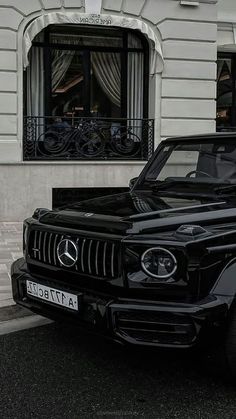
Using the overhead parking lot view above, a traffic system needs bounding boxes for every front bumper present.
[11,258,231,348]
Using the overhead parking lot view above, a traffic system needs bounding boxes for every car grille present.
[115,311,196,346]
[28,229,120,279]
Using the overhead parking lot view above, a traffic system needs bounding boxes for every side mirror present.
[129,177,138,189]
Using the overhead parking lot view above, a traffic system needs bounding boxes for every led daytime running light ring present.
[141,247,177,279]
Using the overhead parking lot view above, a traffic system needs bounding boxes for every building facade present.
[0,0,234,220]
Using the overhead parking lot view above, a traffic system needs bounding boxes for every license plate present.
[26,280,79,311]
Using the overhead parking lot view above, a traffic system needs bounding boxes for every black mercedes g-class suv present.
[11,133,236,376]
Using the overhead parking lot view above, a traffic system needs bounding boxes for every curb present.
[0,304,32,322]
[0,305,52,335]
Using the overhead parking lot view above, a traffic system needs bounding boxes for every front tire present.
[223,307,236,378]
[206,306,236,381]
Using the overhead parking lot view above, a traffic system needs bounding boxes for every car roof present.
[165,132,236,142]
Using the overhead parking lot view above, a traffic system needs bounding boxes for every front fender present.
[212,257,236,299]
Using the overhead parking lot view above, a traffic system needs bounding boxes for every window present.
[23,25,154,161]
[25,26,149,120]
[144,142,236,184]
[217,53,236,130]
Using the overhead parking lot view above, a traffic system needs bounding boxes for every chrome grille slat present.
[38,231,42,261]
[95,241,99,276]
[75,238,80,271]
[88,239,92,274]
[53,234,58,265]
[103,242,107,277]
[111,243,115,278]
[29,229,120,279]
[43,232,47,262]
[81,239,85,272]
[48,233,52,264]
[33,230,38,259]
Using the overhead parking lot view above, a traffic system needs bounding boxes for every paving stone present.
[0,223,23,308]
[0,298,15,308]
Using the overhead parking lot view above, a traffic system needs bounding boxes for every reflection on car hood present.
[39,191,236,235]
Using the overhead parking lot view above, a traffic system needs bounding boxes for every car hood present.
[39,191,236,235]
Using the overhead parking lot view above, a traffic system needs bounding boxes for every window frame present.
[27,25,149,119]
[217,52,236,128]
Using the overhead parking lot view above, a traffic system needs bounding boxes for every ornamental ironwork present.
[23,117,154,161]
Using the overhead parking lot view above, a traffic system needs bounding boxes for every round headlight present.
[141,247,177,279]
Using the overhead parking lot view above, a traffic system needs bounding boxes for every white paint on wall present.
[0,0,42,15]
[0,93,17,114]
[0,163,145,221]
[0,141,20,163]
[218,0,236,22]
[162,60,216,80]
[0,8,23,30]
[103,0,122,12]
[0,0,220,221]
[85,0,102,14]
[0,116,17,135]
[141,0,217,24]
[64,0,83,8]
[158,20,217,42]
[41,0,62,9]
[162,79,216,99]
[163,40,217,61]
[161,119,215,137]
[122,0,145,16]
[0,51,17,71]
[0,30,17,50]
[217,24,234,46]
[162,99,216,119]
[0,73,17,92]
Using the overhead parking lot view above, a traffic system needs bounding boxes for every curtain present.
[27,45,45,142]
[27,35,77,117]
[127,51,144,140]
[127,52,143,120]
[27,46,44,117]
[91,52,121,107]
[217,58,231,81]
[51,49,75,92]
[51,34,78,91]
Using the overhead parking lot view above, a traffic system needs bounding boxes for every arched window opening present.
[24,25,154,161]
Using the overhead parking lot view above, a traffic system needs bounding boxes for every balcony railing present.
[23,117,154,161]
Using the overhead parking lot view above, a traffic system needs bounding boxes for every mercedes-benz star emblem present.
[57,239,78,267]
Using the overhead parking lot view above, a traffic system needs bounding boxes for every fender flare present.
[212,258,236,304]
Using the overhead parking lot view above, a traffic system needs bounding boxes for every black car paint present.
[11,133,236,348]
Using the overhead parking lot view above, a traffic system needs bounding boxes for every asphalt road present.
[1,323,236,419]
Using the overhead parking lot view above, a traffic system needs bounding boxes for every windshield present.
[140,140,236,189]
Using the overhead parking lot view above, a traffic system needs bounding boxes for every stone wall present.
[0,0,220,220]
[0,0,218,163]
[0,162,144,220]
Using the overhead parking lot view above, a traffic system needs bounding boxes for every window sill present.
[0,160,148,166]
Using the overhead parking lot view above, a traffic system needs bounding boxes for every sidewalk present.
[0,222,23,308]
[0,222,52,332]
